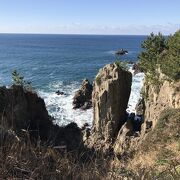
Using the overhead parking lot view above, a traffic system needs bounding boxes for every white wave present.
[105,50,116,55]
[127,70,144,114]
[38,82,93,127]
[38,68,144,127]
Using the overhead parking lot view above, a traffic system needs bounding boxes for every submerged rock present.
[73,79,93,110]
[56,90,66,95]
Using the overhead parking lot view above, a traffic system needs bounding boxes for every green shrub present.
[12,70,32,90]
[138,32,167,73]
[160,30,180,81]
[138,30,180,82]
[115,60,128,71]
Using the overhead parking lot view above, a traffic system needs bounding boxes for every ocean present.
[0,34,146,126]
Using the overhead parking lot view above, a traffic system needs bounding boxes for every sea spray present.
[39,67,144,127]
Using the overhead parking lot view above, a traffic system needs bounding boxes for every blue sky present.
[0,0,179,35]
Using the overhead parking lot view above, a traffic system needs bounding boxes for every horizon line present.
[0,32,156,36]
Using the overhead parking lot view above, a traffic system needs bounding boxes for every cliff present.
[142,73,180,131]
[113,72,180,177]
[85,63,180,178]
[86,63,132,152]
[126,72,180,172]
[0,85,51,140]
[0,85,83,151]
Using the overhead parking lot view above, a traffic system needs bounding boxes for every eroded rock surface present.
[87,63,132,152]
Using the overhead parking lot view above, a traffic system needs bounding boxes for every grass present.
[0,128,111,179]
[127,108,180,179]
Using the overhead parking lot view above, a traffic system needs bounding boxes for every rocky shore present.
[0,61,179,179]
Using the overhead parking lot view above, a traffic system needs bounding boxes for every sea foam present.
[39,69,144,127]
[38,82,93,127]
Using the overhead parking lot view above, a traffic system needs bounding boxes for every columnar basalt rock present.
[91,63,132,149]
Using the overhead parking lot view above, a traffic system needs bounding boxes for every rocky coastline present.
[1,28,180,180]
[0,60,179,179]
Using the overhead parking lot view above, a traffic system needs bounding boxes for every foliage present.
[138,32,167,74]
[12,70,32,90]
[115,60,128,71]
[160,30,180,81]
[138,30,180,82]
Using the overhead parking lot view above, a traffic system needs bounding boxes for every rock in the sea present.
[56,90,66,95]
[91,63,132,148]
[73,79,93,110]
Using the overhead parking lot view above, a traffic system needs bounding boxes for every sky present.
[0,0,179,35]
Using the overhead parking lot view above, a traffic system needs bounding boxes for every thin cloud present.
[0,23,179,35]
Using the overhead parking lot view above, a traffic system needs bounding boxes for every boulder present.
[73,79,93,110]
[90,63,132,150]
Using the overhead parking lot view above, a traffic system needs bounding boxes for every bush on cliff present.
[139,30,180,82]
[115,60,128,71]
[160,30,180,81]
[12,70,32,90]
[138,32,167,74]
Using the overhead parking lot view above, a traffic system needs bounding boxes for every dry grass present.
[125,108,180,179]
[0,108,179,179]
[0,130,112,180]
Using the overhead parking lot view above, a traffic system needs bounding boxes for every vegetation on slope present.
[138,30,180,82]
[129,108,180,179]
[160,30,180,80]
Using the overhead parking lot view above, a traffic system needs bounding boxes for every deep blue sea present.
[0,34,146,126]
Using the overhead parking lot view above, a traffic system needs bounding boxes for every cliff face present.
[88,63,132,151]
[0,85,52,140]
[141,73,180,134]
[0,85,83,151]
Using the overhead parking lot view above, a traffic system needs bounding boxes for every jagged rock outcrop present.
[88,63,132,151]
[0,85,52,140]
[73,79,93,110]
[0,85,83,151]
